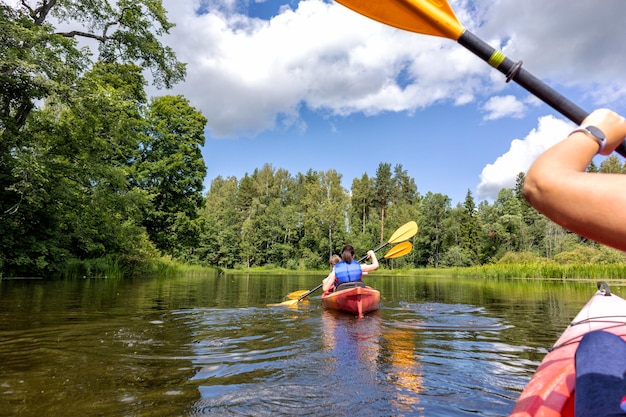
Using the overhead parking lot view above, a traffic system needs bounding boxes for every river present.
[0,273,617,416]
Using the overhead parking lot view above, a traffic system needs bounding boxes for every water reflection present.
[381,325,424,413]
[0,274,613,416]
[320,309,382,375]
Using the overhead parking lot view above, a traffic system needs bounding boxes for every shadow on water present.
[0,273,616,416]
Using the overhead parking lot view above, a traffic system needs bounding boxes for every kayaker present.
[321,254,341,292]
[523,108,626,252]
[524,108,626,417]
[322,245,379,293]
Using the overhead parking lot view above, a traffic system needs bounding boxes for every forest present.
[2,1,626,278]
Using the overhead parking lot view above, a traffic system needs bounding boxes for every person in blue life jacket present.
[524,108,626,417]
[322,254,348,291]
[322,244,379,293]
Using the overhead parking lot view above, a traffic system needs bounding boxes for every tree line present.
[2,1,625,278]
[194,159,626,271]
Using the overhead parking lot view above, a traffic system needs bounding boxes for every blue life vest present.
[334,261,362,285]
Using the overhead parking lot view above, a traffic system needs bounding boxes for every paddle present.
[272,221,418,306]
[373,240,412,260]
[333,0,626,158]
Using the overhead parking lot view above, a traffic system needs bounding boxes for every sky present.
[84,0,626,203]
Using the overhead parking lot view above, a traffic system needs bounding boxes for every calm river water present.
[0,273,620,416]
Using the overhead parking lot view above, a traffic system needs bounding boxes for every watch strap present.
[569,125,606,154]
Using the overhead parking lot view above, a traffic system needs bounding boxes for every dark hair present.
[341,245,355,263]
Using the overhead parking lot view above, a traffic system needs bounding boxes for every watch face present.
[587,125,606,140]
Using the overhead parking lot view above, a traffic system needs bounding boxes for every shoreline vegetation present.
[7,256,624,281]
[1,257,220,280]
[230,263,626,280]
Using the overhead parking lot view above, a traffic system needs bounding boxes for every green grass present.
[226,261,626,280]
[396,262,626,280]
[59,256,626,281]
[61,256,219,278]
[63,256,124,279]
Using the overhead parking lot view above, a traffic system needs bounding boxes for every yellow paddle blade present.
[387,221,418,244]
[267,298,306,307]
[384,241,412,258]
[335,0,464,40]
[286,290,310,299]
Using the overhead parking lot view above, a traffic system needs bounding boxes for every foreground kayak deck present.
[321,286,380,318]
[511,281,626,417]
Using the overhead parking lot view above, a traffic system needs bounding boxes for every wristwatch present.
[568,125,606,153]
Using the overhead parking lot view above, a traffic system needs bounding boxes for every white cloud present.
[475,0,626,98]
[476,115,574,199]
[157,0,626,139]
[481,95,525,121]
[159,0,492,137]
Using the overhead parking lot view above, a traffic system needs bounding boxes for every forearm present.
[362,251,379,272]
[525,170,626,249]
[322,274,334,292]
[524,109,626,250]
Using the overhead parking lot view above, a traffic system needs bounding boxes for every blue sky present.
[155,0,626,204]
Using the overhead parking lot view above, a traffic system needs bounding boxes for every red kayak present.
[511,281,626,417]
[321,283,380,318]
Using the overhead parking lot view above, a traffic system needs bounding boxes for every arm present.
[322,270,335,292]
[361,250,379,273]
[523,108,626,251]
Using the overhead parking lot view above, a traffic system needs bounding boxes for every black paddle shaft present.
[457,30,626,158]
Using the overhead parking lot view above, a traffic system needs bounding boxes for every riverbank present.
[8,257,626,281]
[228,262,626,280]
[5,256,221,280]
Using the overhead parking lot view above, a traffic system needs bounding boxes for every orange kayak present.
[321,285,380,318]
[511,281,626,417]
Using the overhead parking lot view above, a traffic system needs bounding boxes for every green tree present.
[133,95,207,255]
[299,169,349,266]
[242,165,297,267]
[0,4,86,142]
[373,162,393,242]
[493,188,524,253]
[0,5,87,260]
[268,168,302,268]
[35,0,184,87]
[1,1,186,276]
[1,0,184,138]
[515,172,548,255]
[440,245,473,267]
[599,155,626,174]
[477,200,500,263]
[459,189,480,264]
[1,62,155,275]
[198,176,241,268]
[350,174,375,235]
[392,164,418,204]
[416,192,451,267]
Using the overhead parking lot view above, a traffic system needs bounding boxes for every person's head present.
[329,254,341,267]
[341,245,355,263]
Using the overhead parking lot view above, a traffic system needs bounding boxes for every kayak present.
[511,281,626,417]
[321,284,380,318]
